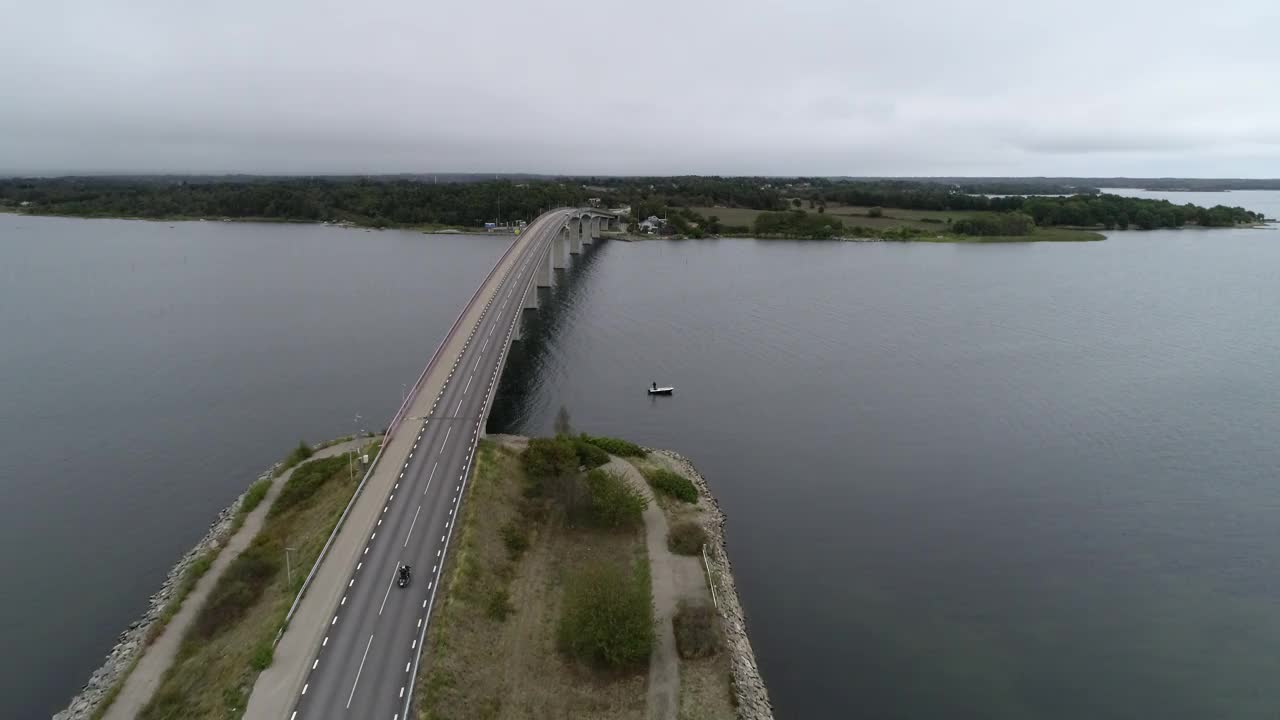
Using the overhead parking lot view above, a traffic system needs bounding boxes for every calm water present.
[7,201,1280,718]
[0,215,509,718]
[503,210,1280,718]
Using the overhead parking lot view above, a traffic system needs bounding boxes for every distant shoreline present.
[0,209,514,236]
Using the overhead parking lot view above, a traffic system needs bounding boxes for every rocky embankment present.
[650,448,775,720]
[53,465,276,720]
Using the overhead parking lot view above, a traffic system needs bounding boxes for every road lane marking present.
[323,636,328,646]
[439,427,451,454]
[463,374,473,393]
[379,571,397,615]
[313,659,319,669]
[346,634,375,708]
[480,337,489,353]
[302,683,308,695]
[455,397,464,414]
[404,505,422,547]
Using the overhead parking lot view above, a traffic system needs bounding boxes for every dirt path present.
[101,437,375,720]
[605,457,679,720]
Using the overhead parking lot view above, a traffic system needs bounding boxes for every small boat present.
[648,386,674,395]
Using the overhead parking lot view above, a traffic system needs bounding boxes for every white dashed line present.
[439,427,451,454]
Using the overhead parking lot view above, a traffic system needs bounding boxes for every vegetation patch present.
[642,467,698,504]
[137,445,372,720]
[558,559,655,669]
[672,600,722,660]
[418,439,650,720]
[240,478,271,515]
[274,440,313,477]
[572,436,610,468]
[667,520,707,556]
[269,455,348,517]
[580,433,646,457]
[584,468,648,529]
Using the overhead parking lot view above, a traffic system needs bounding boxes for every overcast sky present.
[2,0,1277,176]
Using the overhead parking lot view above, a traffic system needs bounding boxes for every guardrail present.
[274,214,555,643]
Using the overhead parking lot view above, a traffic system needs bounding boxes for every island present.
[1,175,1267,243]
[54,432,772,720]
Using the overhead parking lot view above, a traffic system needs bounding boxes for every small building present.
[587,197,602,208]
[638,215,665,234]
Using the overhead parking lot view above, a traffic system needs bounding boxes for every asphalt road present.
[285,209,588,720]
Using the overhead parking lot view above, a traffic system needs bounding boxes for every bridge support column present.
[569,223,582,254]
[523,283,538,311]
[553,228,568,269]
[537,249,553,288]
[590,217,600,239]
[580,218,592,247]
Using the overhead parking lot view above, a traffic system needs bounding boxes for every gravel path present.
[605,457,680,720]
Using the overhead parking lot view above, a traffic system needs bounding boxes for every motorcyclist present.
[399,564,411,582]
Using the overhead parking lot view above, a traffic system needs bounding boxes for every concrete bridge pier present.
[515,285,538,341]
[536,249,554,289]
[569,223,583,254]
[580,218,593,247]
[553,227,568,269]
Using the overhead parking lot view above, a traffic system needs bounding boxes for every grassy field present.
[416,440,649,720]
[690,205,1103,241]
[137,447,373,720]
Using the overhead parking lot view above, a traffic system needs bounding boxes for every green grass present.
[138,454,360,720]
[690,205,1105,242]
[642,467,698,503]
[240,478,272,515]
[557,558,655,669]
[270,455,348,517]
[918,227,1105,243]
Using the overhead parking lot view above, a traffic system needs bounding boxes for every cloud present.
[1,0,1278,175]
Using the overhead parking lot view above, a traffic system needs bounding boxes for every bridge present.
[245,208,619,720]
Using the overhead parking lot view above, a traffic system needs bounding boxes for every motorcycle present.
[397,565,411,588]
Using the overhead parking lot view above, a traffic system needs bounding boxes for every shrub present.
[580,433,645,457]
[486,588,514,620]
[643,468,697,503]
[270,456,346,517]
[275,440,313,476]
[558,560,654,668]
[573,438,610,469]
[501,522,529,559]
[241,478,271,514]
[672,600,721,659]
[249,640,274,670]
[584,469,647,528]
[667,521,707,555]
[522,436,578,481]
[867,206,884,218]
